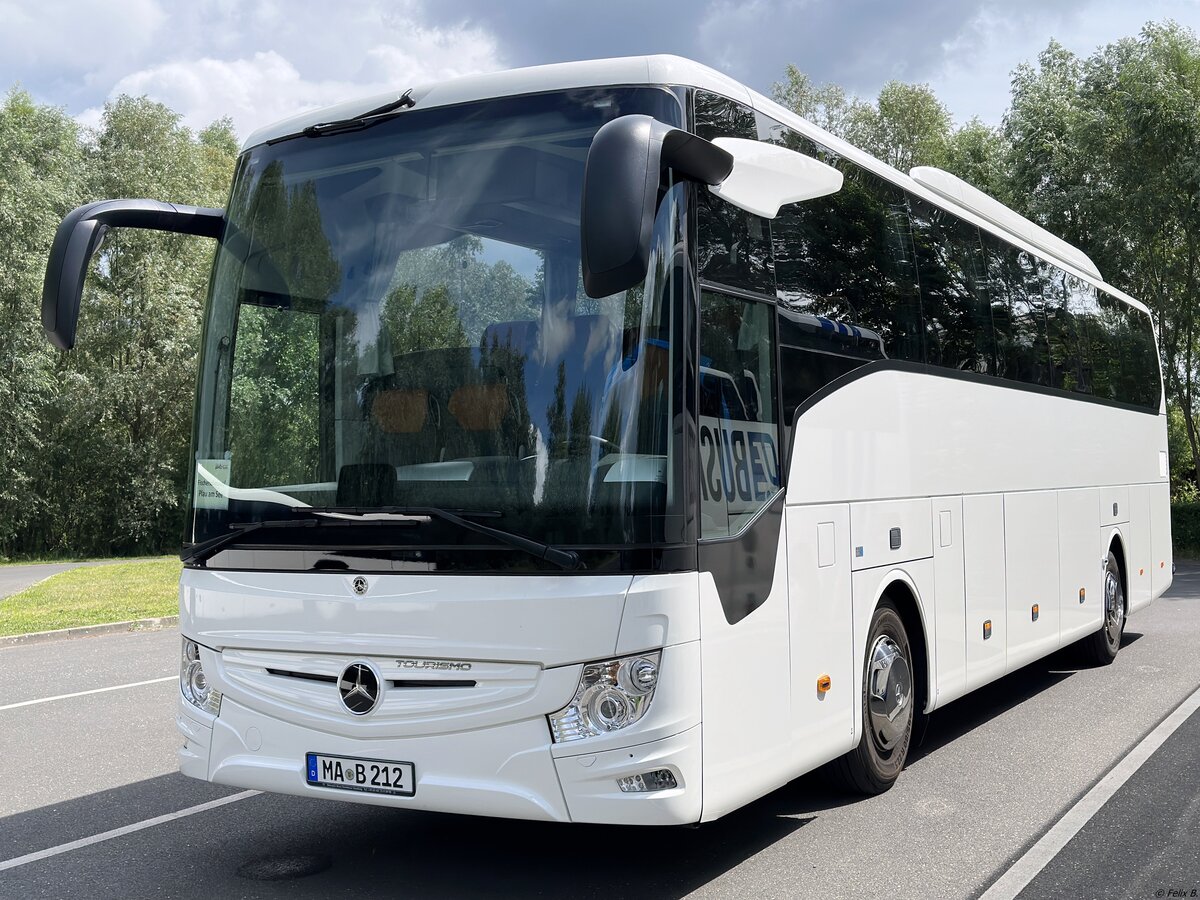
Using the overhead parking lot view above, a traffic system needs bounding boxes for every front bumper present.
[177,696,702,826]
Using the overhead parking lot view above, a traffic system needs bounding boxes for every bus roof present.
[240,54,1150,318]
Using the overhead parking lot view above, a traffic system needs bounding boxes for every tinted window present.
[985,237,1053,387]
[694,92,775,295]
[774,159,921,362]
[1046,271,1089,394]
[907,198,1159,410]
[699,290,780,538]
[908,197,997,375]
[1092,292,1160,410]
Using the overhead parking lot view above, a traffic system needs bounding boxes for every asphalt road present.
[1,569,1199,900]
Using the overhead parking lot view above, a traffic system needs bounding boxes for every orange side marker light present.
[817,674,832,694]
[1031,603,1040,622]
[1139,567,1145,576]
[1079,588,1086,604]
[983,620,992,640]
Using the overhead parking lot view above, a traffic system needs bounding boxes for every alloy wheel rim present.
[1104,569,1124,649]
[867,634,912,752]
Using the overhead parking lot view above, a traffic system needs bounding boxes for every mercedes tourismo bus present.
[42,56,1172,824]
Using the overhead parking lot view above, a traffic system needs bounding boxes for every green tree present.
[32,96,237,556]
[1005,23,1200,488]
[772,69,1010,193]
[843,81,954,172]
[770,65,859,136]
[945,118,1011,202]
[0,89,85,557]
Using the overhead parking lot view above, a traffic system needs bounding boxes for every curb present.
[0,616,178,648]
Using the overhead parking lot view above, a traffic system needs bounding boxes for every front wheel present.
[832,598,915,795]
[1081,551,1125,666]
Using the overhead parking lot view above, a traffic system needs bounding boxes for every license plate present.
[306,753,415,797]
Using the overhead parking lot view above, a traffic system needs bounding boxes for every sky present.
[2,0,1199,140]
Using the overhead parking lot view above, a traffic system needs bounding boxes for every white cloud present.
[928,0,1200,125]
[0,0,165,71]
[71,3,503,138]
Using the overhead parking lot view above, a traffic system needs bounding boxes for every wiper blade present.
[295,89,417,140]
[181,511,416,565]
[182,516,318,564]
[315,506,585,571]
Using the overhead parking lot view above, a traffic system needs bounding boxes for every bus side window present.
[1048,272,1089,394]
[698,291,780,539]
[908,197,998,375]
[773,159,922,364]
[1090,291,1160,409]
[694,91,775,296]
[989,240,1053,388]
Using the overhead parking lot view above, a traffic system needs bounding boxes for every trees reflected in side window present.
[773,157,922,363]
[711,105,1161,416]
[908,197,996,376]
[694,92,774,295]
[985,237,1053,387]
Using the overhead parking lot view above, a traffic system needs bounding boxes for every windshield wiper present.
[315,506,585,571]
[181,511,416,565]
[291,89,417,141]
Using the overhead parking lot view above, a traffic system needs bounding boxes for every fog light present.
[617,769,678,793]
[180,638,222,715]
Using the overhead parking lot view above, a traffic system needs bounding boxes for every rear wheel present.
[1082,551,1125,666]
[833,598,914,794]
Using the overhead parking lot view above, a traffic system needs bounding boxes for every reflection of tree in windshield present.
[228,305,320,489]
[381,284,465,353]
[226,160,340,490]
[239,160,341,302]
[386,236,539,346]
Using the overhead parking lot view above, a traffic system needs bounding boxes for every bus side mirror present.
[42,199,225,350]
[580,116,844,298]
[581,116,732,299]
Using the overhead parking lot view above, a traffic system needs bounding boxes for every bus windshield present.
[187,87,688,565]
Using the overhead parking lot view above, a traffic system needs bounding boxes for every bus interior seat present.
[371,388,433,434]
[447,384,509,432]
[365,383,442,471]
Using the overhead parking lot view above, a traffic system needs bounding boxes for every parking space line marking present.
[981,681,1200,900]
[0,790,260,873]
[0,676,176,711]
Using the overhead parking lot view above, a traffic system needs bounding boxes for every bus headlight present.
[180,638,222,716]
[547,651,660,743]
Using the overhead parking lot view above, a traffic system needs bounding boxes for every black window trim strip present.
[699,278,777,306]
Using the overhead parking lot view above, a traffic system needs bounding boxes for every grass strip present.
[0,558,182,636]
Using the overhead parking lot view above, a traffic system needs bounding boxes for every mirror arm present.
[661,130,734,186]
[42,200,225,350]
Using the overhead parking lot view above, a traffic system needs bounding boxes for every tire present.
[1081,551,1125,666]
[832,598,915,795]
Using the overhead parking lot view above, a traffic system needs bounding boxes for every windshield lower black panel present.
[204,543,697,574]
[188,88,690,572]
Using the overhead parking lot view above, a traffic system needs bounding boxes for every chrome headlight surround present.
[548,651,661,743]
[180,638,222,715]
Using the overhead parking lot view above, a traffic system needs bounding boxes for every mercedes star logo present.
[338,662,380,715]
[352,576,368,596]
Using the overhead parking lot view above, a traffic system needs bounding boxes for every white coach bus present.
[43,56,1171,823]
